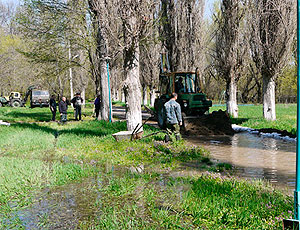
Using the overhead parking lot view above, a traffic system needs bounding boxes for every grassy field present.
[0,107,294,229]
[212,104,297,134]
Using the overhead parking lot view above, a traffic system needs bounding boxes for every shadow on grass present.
[231,118,249,125]
[3,110,52,122]
[11,121,128,138]
[1,109,92,123]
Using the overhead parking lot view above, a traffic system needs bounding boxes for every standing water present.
[188,132,296,194]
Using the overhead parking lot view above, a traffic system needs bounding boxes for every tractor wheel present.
[11,99,21,107]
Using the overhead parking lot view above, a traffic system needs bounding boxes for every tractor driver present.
[175,77,185,93]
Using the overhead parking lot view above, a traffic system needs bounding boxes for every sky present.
[2,0,217,21]
[204,0,218,19]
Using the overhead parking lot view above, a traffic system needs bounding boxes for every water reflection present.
[188,132,296,194]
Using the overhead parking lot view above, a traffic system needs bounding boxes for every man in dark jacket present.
[49,95,57,121]
[94,95,101,120]
[164,92,182,142]
[59,97,68,123]
[71,93,83,121]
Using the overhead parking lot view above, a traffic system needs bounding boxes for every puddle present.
[2,163,189,229]
[187,132,296,194]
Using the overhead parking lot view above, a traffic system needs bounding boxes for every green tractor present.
[154,71,212,128]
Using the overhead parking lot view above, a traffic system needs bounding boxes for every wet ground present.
[2,112,297,228]
[2,163,189,229]
[188,132,296,194]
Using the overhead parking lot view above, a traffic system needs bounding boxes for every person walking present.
[71,93,83,121]
[94,94,101,120]
[59,97,68,123]
[49,95,57,121]
[164,92,182,142]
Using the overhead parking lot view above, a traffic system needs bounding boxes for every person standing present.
[164,92,182,142]
[94,94,101,120]
[71,93,83,121]
[49,95,57,121]
[59,97,68,123]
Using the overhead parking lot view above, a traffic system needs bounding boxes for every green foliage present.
[277,64,297,97]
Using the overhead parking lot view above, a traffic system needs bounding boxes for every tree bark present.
[124,45,142,131]
[262,75,276,121]
[226,79,238,118]
[99,59,110,121]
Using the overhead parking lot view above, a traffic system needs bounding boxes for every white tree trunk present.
[263,76,276,121]
[149,86,155,107]
[142,85,148,105]
[124,48,142,131]
[121,90,125,102]
[81,87,86,108]
[112,88,117,101]
[226,80,238,118]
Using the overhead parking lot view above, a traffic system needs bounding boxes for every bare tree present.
[118,0,154,130]
[212,0,246,118]
[249,0,296,120]
[88,0,112,121]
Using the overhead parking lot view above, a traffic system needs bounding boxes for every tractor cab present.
[155,71,212,128]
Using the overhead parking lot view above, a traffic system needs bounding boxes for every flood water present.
[2,163,189,229]
[188,132,296,194]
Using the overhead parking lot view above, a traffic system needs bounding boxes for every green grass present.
[211,104,297,134]
[0,106,94,122]
[0,107,294,229]
[80,172,293,229]
[0,119,209,205]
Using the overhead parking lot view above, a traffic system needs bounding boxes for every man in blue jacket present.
[164,92,182,142]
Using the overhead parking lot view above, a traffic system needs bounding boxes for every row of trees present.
[0,0,297,129]
[213,0,296,120]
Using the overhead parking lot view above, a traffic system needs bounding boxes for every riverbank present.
[0,112,294,229]
[211,104,296,136]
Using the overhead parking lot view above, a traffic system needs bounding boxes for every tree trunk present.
[262,76,276,121]
[112,88,116,101]
[142,84,148,106]
[115,89,119,101]
[79,50,87,108]
[226,79,238,118]
[149,86,155,107]
[98,60,110,121]
[124,46,142,131]
[121,90,125,102]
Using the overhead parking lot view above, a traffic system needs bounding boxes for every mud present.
[184,110,234,136]
[256,128,296,139]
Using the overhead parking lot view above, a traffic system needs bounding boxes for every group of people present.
[49,91,182,142]
[49,93,83,123]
